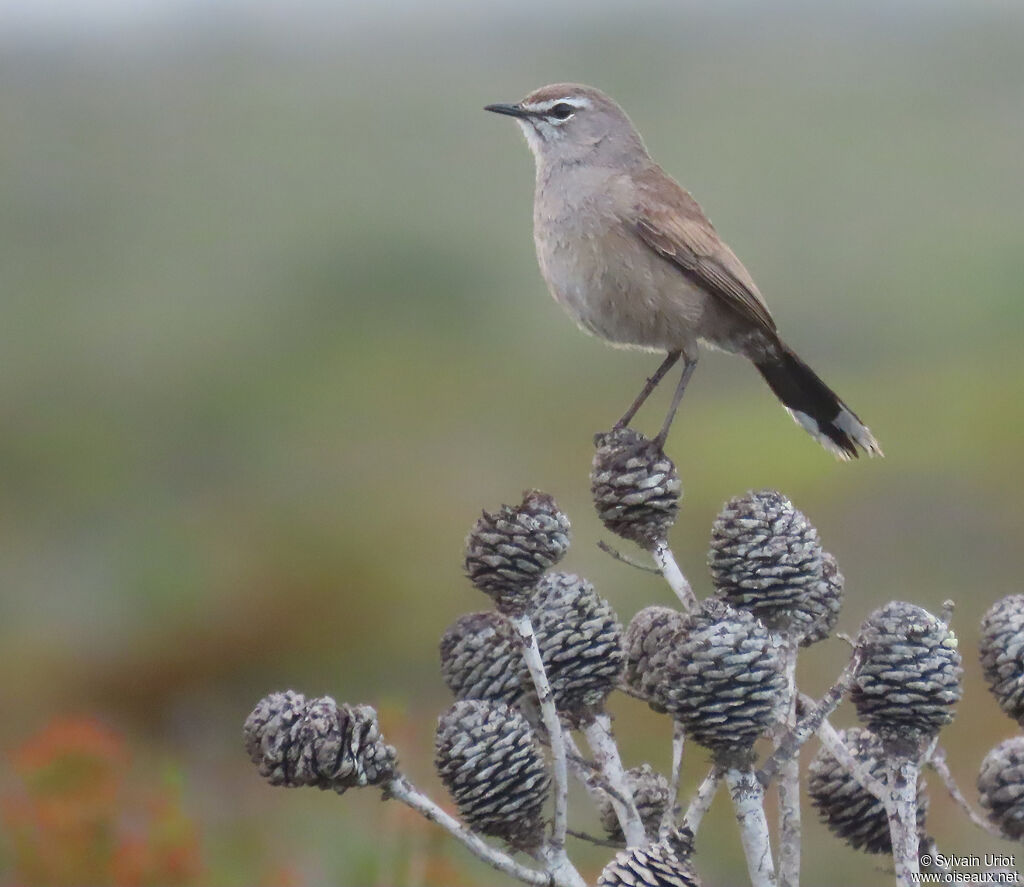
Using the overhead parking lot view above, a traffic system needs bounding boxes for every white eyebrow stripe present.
[521,97,591,114]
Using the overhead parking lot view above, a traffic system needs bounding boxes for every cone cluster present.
[434,699,550,850]
[797,550,844,647]
[708,489,823,632]
[851,601,963,751]
[597,828,701,887]
[651,598,786,762]
[597,763,671,842]
[808,726,928,854]
[249,448,1002,885]
[978,735,1024,839]
[591,428,681,549]
[530,571,624,720]
[979,595,1024,726]
[975,595,1024,841]
[439,610,524,706]
[244,691,397,794]
[622,606,688,711]
[464,490,571,614]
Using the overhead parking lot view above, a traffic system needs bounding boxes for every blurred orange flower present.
[2,716,202,887]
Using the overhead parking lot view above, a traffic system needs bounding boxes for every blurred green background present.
[1,0,1022,883]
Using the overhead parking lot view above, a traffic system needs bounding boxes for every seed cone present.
[244,692,397,793]
[531,571,624,720]
[591,428,681,549]
[851,601,963,753]
[597,763,671,842]
[622,606,687,711]
[797,550,844,647]
[464,490,571,614]
[597,828,701,887]
[439,611,524,706]
[435,699,550,850]
[808,726,928,854]
[978,736,1024,839]
[653,598,785,763]
[244,690,306,786]
[708,489,823,632]
[979,595,1024,726]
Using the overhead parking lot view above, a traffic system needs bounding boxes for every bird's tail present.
[753,342,882,460]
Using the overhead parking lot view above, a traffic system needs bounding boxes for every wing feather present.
[633,169,777,335]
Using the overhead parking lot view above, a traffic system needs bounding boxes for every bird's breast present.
[532,189,706,353]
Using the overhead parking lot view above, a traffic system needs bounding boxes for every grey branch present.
[582,713,647,847]
[509,613,573,866]
[682,766,722,835]
[814,717,890,802]
[652,538,698,612]
[661,721,687,838]
[386,776,555,887]
[563,731,630,813]
[758,646,865,788]
[775,637,801,887]
[884,757,922,887]
[725,766,778,887]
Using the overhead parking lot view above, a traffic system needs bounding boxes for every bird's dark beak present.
[484,102,531,119]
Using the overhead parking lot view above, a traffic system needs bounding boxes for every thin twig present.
[724,767,778,887]
[758,647,864,787]
[651,539,698,612]
[582,713,647,847]
[660,721,686,838]
[566,828,624,849]
[940,599,956,625]
[597,539,660,574]
[386,776,555,887]
[884,757,921,887]
[616,679,649,702]
[562,739,600,775]
[835,632,857,649]
[927,745,1011,841]
[509,613,572,862]
[682,767,722,836]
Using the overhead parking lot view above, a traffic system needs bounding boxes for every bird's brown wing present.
[633,167,777,335]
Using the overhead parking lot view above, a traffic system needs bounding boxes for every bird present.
[484,83,882,460]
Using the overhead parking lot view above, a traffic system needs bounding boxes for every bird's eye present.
[550,103,575,120]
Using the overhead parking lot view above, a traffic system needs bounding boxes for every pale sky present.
[0,0,1000,43]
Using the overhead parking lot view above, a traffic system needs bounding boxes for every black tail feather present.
[754,343,882,460]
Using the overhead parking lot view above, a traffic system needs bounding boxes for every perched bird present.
[485,83,881,460]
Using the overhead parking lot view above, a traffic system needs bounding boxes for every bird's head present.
[485,83,647,169]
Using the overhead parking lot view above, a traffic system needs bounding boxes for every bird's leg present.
[653,353,698,449]
[614,351,681,431]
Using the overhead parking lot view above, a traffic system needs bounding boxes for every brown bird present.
[485,83,881,459]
